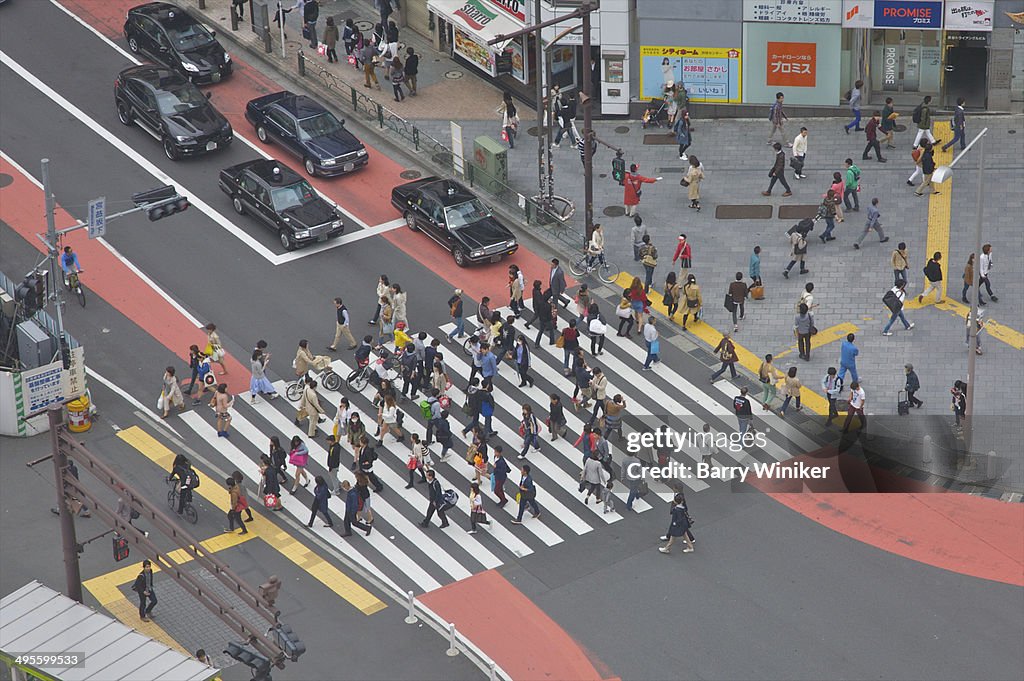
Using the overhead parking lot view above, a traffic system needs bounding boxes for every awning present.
[428,0,524,51]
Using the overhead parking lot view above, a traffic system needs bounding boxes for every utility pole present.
[581,1,594,244]
[964,133,985,454]
[49,409,82,603]
[41,159,68,368]
[534,0,545,210]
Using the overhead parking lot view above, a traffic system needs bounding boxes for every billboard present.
[843,0,944,28]
[766,42,817,87]
[945,1,994,30]
[639,46,742,103]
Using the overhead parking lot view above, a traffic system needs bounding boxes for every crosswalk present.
[172,299,824,596]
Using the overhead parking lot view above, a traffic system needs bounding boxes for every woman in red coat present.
[623,164,659,217]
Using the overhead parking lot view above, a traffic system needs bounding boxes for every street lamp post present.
[931,127,987,453]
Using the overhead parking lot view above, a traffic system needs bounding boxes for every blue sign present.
[873,0,943,29]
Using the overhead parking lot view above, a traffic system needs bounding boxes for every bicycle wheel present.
[75,285,86,307]
[346,369,368,392]
[166,489,177,512]
[285,380,303,401]
[597,261,619,285]
[322,370,342,392]
[183,503,198,525]
[568,253,588,277]
[461,337,475,357]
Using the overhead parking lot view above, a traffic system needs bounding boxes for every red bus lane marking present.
[419,570,617,681]
[748,450,1024,587]
[0,156,249,387]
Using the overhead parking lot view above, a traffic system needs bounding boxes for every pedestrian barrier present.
[404,589,417,624]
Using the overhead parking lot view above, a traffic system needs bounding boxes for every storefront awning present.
[428,0,524,51]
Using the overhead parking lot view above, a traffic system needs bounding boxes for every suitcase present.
[897,390,911,416]
[750,285,765,300]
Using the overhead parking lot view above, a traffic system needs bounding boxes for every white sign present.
[87,196,106,239]
[744,0,842,23]
[945,1,994,30]
[21,347,87,414]
[842,0,876,27]
[451,121,465,177]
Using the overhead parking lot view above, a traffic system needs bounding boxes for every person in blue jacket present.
[838,333,859,384]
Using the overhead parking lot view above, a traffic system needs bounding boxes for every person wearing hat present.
[904,364,923,409]
[132,559,157,621]
[622,163,660,217]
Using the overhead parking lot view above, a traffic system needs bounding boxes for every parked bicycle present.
[285,366,343,401]
[166,478,198,524]
[569,252,618,284]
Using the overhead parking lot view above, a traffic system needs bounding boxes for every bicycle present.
[285,365,343,401]
[346,347,398,392]
[166,478,198,524]
[64,270,86,307]
[569,252,618,284]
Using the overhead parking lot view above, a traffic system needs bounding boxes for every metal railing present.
[301,54,582,249]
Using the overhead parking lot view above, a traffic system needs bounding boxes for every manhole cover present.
[0,173,12,188]
[444,70,464,79]
[526,126,551,137]
[399,170,422,179]
[598,173,607,179]
[354,20,374,32]
[614,126,630,134]
[603,206,625,217]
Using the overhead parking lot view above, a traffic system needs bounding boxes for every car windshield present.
[444,199,490,229]
[297,112,344,140]
[271,180,317,211]
[165,19,215,51]
[155,83,208,114]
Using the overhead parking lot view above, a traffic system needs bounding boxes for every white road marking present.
[85,367,180,436]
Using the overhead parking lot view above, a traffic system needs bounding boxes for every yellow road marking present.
[112,426,386,615]
[773,322,859,360]
[612,272,831,415]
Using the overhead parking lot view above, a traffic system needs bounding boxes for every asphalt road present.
[2,2,1022,680]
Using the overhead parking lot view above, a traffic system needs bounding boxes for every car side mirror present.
[205,92,212,99]
[210,30,216,38]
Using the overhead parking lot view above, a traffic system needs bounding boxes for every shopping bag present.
[317,43,327,57]
[501,129,509,142]
[157,393,166,411]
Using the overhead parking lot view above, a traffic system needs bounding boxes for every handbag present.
[636,479,650,498]
[407,456,419,470]
[555,335,565,348]
[490,472,496,492]
[589,318,607,335]
[157,393,166,411]
[263,494,278,509]
[649,339,660,355]
[501,129,509,142]
[347,54,357,65]
[317,43,327,56]
[680,177,690,187]
[641,253,657,268]
[465,443,479,464]
[724,294,736,312]
[750,285,765,300]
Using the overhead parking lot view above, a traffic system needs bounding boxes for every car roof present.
[422,180,477,207]
[119,64,190,90]
[242,160,304,186]
[271,93,329,120]
[131,2,199,26]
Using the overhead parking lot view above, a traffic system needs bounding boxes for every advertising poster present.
[874,0,943,29]
[766,42,817,87]
[453,27,496,76]
[744,0,842,24]
[639,46,742,103]
[945,1,994,30]
[508,38,527,83]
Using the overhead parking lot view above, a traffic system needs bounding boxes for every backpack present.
[419,400,432,420]
[185,469,200,489]
[442,489,459,507]
[793,235,807,255]
[767,103,776,121]
[882,289,902,313]
[911,104,923,124]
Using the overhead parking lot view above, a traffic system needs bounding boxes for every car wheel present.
[231,196,245,215]
[163,137,179,161]
[256,125,269,143]
[279,229,296,251]
[403,211,418,231]
[453,247,468,268]
[128,36,140,54]
[303,158,317,177]
[116,100,133,126]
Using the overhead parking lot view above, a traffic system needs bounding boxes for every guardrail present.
[300,53,583,250]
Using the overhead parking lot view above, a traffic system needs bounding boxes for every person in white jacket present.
[791,127,808,179]
[979,244,998,302]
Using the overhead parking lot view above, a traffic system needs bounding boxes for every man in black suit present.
[132,560,157,621]
[549,258,567,307]
[419,470,449,528]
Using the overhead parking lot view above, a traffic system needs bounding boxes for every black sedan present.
[115,65,233,160]
[124,2,231,84]
[246,91,368,177]
[391,178,518,267]
[219,159,344,250]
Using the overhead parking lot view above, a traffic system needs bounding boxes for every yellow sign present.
[639,46,742,103]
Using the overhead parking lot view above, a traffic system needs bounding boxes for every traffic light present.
[145,195,190,221]
[611,152,625,185]
[270,622,306,662]
[225,642,272,681]
[15,271,46,317]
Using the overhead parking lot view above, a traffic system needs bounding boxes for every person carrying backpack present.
[766,91,788,145]
[911,96,939,148]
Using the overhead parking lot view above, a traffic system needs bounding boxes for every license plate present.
[317,234,328,242]
[489,255,501,263]
[206,141,217,151]
[343,163,354,172]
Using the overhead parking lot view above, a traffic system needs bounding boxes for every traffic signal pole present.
[40,159,69,371]
[581,4,594,246]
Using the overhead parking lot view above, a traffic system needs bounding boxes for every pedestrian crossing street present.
[175,300,823,596]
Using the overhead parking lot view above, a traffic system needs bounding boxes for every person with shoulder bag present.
[710,333,738,382]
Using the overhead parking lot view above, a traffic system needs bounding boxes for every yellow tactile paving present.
[612,272,832,415]
[109,426,386,616]
[773,322,859,360]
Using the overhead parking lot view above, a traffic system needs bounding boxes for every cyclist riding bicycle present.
[585,224,606,268]
[167,454,198,515]
[60,246,82,284]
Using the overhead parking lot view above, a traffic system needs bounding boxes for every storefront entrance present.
[943,32,989,107]
[870,29,942,95]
